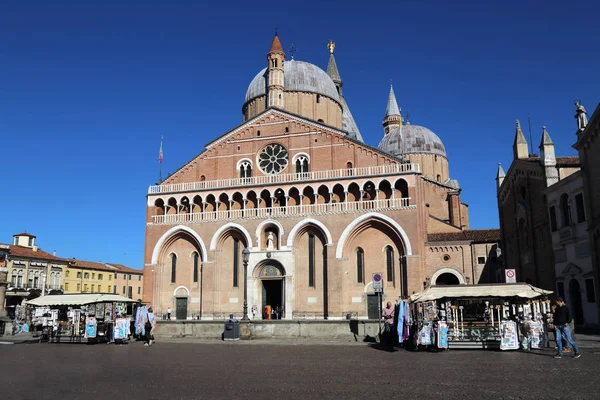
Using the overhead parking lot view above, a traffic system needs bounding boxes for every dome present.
[378,124,446,157]
[244,60,341,104]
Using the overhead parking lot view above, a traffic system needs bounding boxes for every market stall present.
[26,294,138,343]
[410,283,553,350]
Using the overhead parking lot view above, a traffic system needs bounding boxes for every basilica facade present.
[142,35,501,320]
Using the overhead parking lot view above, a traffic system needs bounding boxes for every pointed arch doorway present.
[257,261,286,320]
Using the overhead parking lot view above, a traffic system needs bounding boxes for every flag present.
[158,137,163,163]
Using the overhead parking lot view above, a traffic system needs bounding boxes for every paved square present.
[1,341,599,399]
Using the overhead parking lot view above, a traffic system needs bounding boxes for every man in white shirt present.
[167,307,172,320]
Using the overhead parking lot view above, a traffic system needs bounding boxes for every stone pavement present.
[1,340,599,399]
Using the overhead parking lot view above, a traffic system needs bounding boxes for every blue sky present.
[1,1,598,268]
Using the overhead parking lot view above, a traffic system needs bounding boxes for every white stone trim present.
[431,267,465,285]
[255,219,285,248]
[173,286,190,297]
[287,218,334,247]
[151,225,208,265]
[209,222,253,250]
[292,152,310,164]
[236,158,253,169]
[335,212,413,259]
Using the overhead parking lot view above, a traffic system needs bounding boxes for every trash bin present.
[223,320,240,341]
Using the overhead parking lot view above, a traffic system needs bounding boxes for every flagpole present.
[159,136,163,183]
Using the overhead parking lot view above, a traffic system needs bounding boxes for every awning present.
[26,294,138,307]
[410,283,553,302]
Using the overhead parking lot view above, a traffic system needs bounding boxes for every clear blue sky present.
[1,1,598,269]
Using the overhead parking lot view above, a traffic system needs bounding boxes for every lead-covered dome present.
[244,60,341,104]
[378,124,446,157]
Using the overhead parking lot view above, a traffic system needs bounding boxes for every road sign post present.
[372,273,383,339]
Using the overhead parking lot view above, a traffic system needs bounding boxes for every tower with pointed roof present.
[539,126,558,186]
[496,163,505,192]
[513,120,529,159]
[267,34,285,108]
[382,84,402,135]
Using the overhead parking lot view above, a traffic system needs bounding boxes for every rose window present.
[258,143,288,174]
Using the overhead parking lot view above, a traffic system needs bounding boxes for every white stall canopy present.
[27,294,138,307]
[410,283,552,303]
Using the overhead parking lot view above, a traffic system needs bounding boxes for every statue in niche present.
[266,232,275,250]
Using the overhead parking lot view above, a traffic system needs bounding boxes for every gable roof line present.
[159,108,412,188]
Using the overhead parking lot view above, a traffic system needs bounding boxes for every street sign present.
[372,272,383,292]
[505,269,516,283]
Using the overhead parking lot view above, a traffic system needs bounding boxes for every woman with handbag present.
[144,307,156,346]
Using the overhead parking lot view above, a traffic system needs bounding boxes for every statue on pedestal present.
[574,100,588,131]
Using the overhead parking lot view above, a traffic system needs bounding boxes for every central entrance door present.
[175,297,187,320]
[262,279,283,319]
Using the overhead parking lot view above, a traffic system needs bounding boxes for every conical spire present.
[496,162,505,179]
[496,162,506,192]
[513,119,529,159]
[385,83,401,117]
[514,120,527,144]
[269,34,284,54]
[326,41,342,84]
[540,126,554,146]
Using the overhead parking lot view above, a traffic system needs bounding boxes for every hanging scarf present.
[397,300,405,343]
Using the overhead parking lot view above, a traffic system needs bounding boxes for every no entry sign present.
[372,272,383,292]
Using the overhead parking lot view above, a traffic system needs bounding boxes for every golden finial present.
[327,41,335,54]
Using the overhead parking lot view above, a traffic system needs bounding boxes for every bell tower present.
[382,83,402,135]
[267,33,285,109]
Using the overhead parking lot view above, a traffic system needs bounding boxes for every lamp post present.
[242,248,250,321]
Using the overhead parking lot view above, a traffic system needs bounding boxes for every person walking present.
[144,307,156,347]
[553,298,581,359]
[167,307,172,320]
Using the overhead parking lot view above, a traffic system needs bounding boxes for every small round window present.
[258,143,289,175]
[442,254,451,262]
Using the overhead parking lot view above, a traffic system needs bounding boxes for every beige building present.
[143,35,500,320]
[1,232,143,317]
[4,232,68,318]
[107,263,144,300]
[543,170,597,328]
[63,259,115,294]
[573,102,600,325]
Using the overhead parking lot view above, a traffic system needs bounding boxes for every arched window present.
[171,254,177,283]
[356,248,365,284]
[193,253,199,283]
[233,238,240,288]
[560,193,571,227]
[386,246,394,283]
[239,161,252,179]
[436,174,441,182]
[200,175,206,182]
[293,154,310,175]
[295,158,309,174]
[308,233,315,287]
[316,94,321,104]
